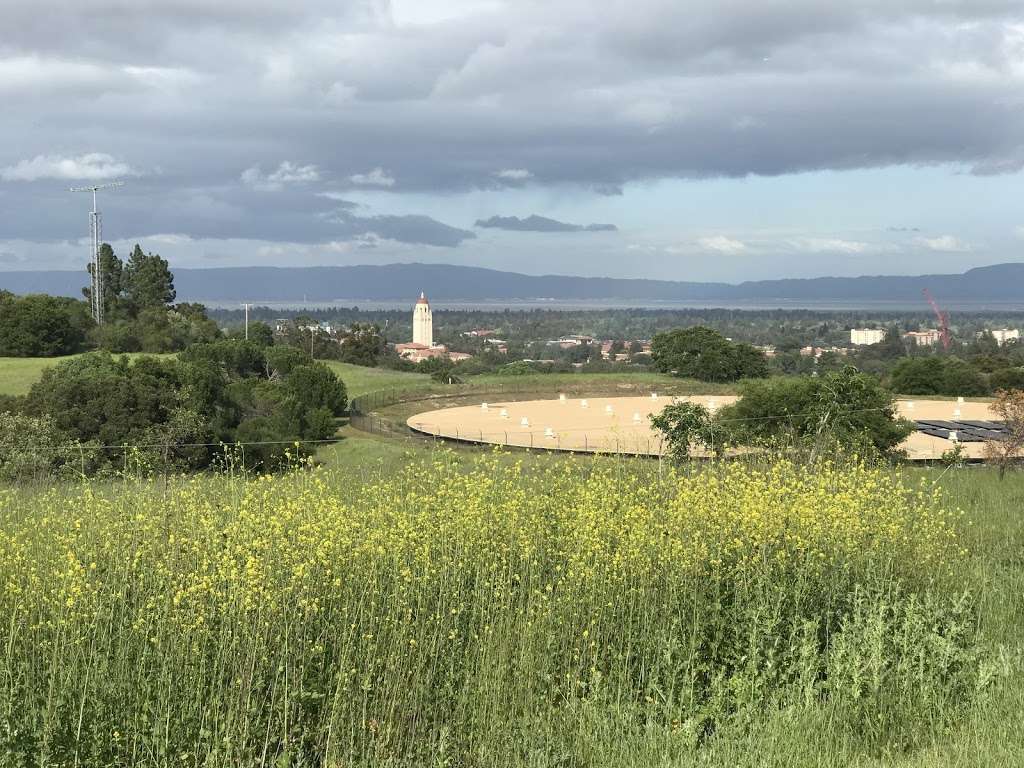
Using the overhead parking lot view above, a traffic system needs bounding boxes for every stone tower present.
[412,292,433,346]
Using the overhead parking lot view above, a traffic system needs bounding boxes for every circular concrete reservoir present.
[407,394,1001,460]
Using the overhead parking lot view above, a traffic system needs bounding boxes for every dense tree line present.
[0,243,220,356]
[209,304,1024,350]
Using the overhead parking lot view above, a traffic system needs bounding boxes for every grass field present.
[321,360,428,397]
[0,356,70,397]
[0,453,1021,766]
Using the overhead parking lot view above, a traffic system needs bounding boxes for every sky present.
[1,0,1024,282]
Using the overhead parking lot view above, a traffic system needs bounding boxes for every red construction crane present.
[922,288,951,351]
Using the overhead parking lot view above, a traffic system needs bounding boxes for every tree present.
[889,357,946,395]
[889,357,989,397]
[338,323,385,366]
[25,353,183,450]
[181,339,269,379]
[82,243,124,318]
[264,345,313,378]
[235,321,275,348]
[282,363,348,416]
[872,325,906,360]
[0,293,91,357]
[123,244,176,310]
[985,389,1024,480]
[649,402,716,461]
[719,366,913,459]
[651,327,768,383]
[990,367,1024,392]
[23,347,350,475]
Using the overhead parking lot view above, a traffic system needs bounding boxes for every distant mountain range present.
[2,262,1023,305]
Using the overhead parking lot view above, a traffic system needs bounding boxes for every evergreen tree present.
[82,243,124,318]
[124,244,176,311]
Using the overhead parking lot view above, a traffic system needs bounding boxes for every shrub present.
[0,412,82,481]
[23,350,347,474]
[714,366,913,458]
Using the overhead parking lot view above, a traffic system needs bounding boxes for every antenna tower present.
[69,181,124,324]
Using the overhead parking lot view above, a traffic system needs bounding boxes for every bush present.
[23,349,348,474]
[648,401,716,460]
[498,360,538,376]
[713,366,913,458]
[0,412,84,481]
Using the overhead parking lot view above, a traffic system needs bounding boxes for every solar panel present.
[914,419,1008,443]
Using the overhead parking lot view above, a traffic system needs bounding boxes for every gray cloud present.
[476,215,617,233]
[1,0,1023,272]
[330,211,476,248]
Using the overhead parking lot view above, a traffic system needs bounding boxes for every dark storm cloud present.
[2,0,1024,247]
[476,215,617,233]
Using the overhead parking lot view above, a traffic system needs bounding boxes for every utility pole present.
[242,303,251,340]
[69,181,124,324]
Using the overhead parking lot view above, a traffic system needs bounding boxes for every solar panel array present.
[915,420,1009,443]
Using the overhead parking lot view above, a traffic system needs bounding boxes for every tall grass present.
[0,455,992,766]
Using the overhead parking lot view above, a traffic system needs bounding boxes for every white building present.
[850,328,886,346]
[991,328,1021,346]
[412,292,433,347]
[904,329,940,347]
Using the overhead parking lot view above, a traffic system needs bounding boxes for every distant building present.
[904,329,940,347]
[462,328,497,337]
[395,293,472,363]
[850,328,886,346]
[547,334,595,348]
[412,292,432,347]
[990,328,1021,346]
[754,344,777,358]
[801,345,850,359]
